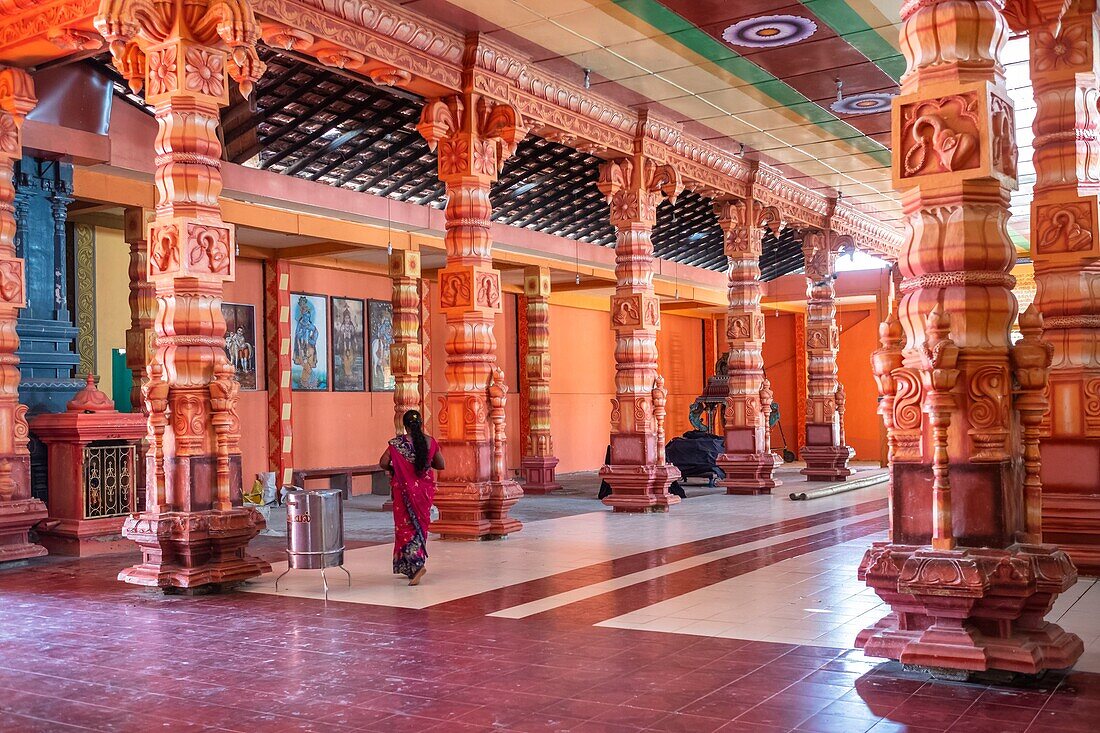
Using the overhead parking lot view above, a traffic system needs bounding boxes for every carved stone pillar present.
[857,0,1082,675]
[519,266,560,493]
[713,198,779,494]
[96,1,270,588]
[799,229,852,481]
[597,155,683,512]
[1018,2,1100,575]
[0,67,45,563]
[124,207,155,412]
[264,258,292,489]
[390,250,422,433]
[417,93,524,539]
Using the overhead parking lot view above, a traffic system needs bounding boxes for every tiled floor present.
[2,464,1099,732]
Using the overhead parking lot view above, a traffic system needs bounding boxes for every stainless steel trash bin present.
[275,487,350,599]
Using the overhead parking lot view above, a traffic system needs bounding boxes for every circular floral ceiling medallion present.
[831,92,895,115]
[722,15,818,48]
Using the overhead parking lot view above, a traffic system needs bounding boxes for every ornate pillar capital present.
[417,94,526,186]
[597,155,681,230]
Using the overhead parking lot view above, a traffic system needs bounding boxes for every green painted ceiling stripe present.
[611,0,891,167]
[800,0,906,82]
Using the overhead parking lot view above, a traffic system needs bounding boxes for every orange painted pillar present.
[857,0,1082,675]
[417,93,524,539]
[597,154,683,512]
[799,227,852,481]
[1017,3,1100,574]
[713,198,780,494]
[389,250,422,433]
[124,207,155,413]
[519,266,560,493]
[0,66,45,563]
[96,1,270,588]
[264,258,293,490]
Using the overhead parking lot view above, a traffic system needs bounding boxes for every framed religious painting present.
[290,293,329,391]
[330,296,366,392]
[367,299,396,392]
[221,303,258,390]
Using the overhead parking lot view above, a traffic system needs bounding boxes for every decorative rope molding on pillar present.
[95,0,270,589]
[596,147,683,513]
[857,0,1083,676]
[417,91,524,539]
[0,65,45,563]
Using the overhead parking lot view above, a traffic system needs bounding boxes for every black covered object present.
[666,431,725,481]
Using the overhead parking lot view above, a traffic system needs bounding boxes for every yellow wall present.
[93,227,130,393]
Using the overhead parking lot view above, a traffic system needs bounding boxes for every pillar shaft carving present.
[264,258,292,488]
[713,197,779,494]
[0,66,45,563]
[596,153,683,512]
[389,250,422,434]
[96,0,269,589]
[417,92,524,539]
[124,207,155,413]
[857,0,1083,676]
[1023,2,1100,574]
[799,228,853,481]
[519,266,560,493]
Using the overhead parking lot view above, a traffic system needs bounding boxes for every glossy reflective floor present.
[2,466,1098,732]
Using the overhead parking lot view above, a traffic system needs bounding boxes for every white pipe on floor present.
[788,472,889,501]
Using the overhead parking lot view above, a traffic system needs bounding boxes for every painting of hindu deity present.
[367,299,395,392]
[221,303,258,390]
[331,297,365,392]
[291,293,328,391]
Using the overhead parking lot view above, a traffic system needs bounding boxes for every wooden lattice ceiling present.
[93,47,807,279]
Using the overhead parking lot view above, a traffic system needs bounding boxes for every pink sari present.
[388,435,438,578]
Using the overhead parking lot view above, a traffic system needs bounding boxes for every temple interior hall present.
[3,1,1100,732]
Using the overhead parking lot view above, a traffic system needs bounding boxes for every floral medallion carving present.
[1033,23,1090,72]
[184,47,226,98]
[146,47,179,97]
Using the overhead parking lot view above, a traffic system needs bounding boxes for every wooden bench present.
[290,465,389,500]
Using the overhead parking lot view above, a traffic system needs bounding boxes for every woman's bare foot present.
[409,567,427,586]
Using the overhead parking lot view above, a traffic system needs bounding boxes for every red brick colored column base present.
[118,508,270,589]
[37,518,132,557]
[432,478,523,540]
[856,543,1084,675]
[431,438,524,540]
[0,496,47,563]
[1041,438,1100,576]
[520,456,561,494]
[601,463,682,513]
[801,438,853,482]
[718,427,781,494]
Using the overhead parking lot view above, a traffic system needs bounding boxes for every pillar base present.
[856,542,1084,675]
[433,478,524,540]
[0,497,48,563]
[117,507,270,590]
[520,455,561,494]
[717,451,781,495]
[800,444,853,482]
[38,517,133,557]
[600,463,681,513]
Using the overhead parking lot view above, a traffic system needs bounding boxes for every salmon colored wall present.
[285,263,397,491]
[548,304,615,473]
[223,259,268,485]
[657,313,705,439]
[761,313,800,459]
[838,308,886,464]
[760,309,884,464]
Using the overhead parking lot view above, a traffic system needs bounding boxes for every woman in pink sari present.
[379,410,444,585]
